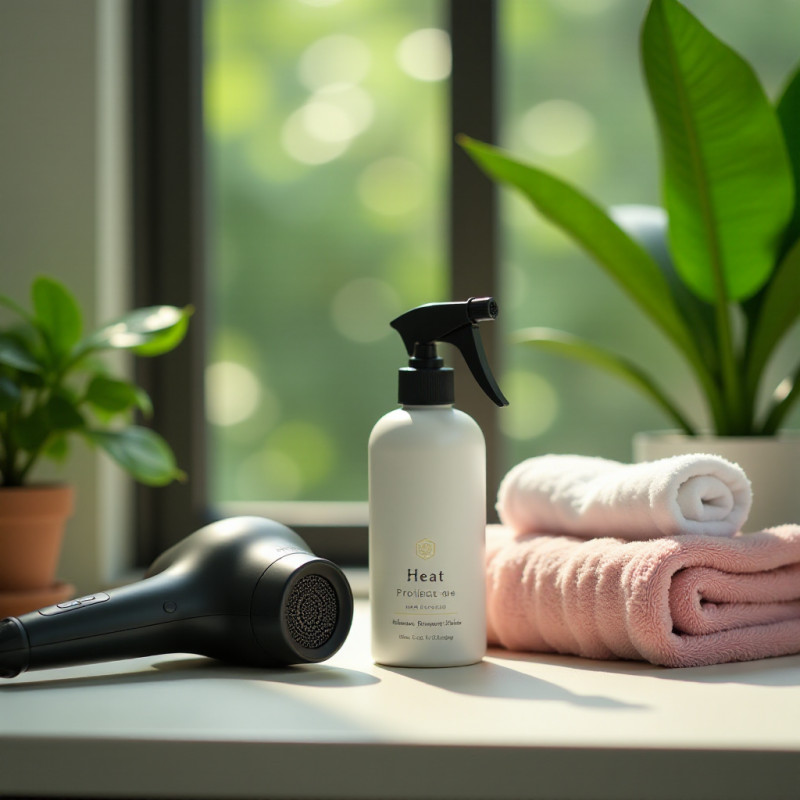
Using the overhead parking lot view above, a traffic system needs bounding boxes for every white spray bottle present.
[368,297,508,667]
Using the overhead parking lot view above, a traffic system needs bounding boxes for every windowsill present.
[218,501,369,528]
[1,599,798,800]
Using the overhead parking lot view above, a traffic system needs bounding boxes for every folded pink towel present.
[496,454,752,539]
[486,524,800,667]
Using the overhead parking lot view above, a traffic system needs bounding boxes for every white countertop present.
[1,599,798,799]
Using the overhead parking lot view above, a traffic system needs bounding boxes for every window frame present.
[131,0,500,566]
[131,0,208,566]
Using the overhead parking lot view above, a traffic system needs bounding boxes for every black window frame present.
[131,0,500,567]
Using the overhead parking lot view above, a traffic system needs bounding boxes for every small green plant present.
[0,275,192,487]
[461,0,800,437]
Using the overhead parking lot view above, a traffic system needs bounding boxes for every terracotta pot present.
[633,432,800,533]
[0,484,75,591]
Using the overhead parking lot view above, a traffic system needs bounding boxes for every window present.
[204,0,449,506]
[133,0,800,566]
[132,0,498,565]
[204,0,500,560]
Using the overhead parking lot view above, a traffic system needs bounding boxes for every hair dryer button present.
[56,600,82,609]
[76,593,110,607]
[163,601,177,613]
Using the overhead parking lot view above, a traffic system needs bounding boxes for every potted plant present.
[0,275,191,615]
[460,0,800,530]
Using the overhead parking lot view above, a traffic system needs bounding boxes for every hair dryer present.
[0,516,353,678]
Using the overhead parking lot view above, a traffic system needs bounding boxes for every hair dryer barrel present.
[0,517,353,678]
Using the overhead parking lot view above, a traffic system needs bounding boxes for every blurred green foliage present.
[205,0,447,502]
[205,0,800,503]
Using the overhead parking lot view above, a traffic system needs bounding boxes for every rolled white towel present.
[496,454,753,539]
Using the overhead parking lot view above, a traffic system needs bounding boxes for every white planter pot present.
[633,431,800,533]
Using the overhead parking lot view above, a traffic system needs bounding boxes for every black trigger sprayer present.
[389,296,508,407]
[368,297,508,668]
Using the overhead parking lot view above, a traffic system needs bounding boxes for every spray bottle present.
[368,297,508,667]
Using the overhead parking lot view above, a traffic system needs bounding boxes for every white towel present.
[496,454,752,539]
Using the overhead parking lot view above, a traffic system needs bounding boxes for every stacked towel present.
[486,524,800,667]
[487,453,800,666]
[497,453,752,539]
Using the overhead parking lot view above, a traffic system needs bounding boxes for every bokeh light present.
[396,28,451,82]
[298,34,371,90]
[281,106,350,164]
[518,99,596,157]
[206,360,263,427]
[358,157,427,216]
[499,370,559,440]
[331,278,402,343]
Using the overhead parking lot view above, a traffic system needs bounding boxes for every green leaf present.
[133,307,192,356]
[43,434,70,464]
[12,407,50,452]
[0,375,20,412]
[0,293,35,325]
[88,426,184,486]
[134,387,153,417]
[31,276,83,359]
[86,375,152,415]
[776,63,800,254]
[0,334,41,373]
[642,0,793,303]
[460,138,693,352]
[81,306,192,355]
[45,394,86,431]
[743,61,800,378]
[459,136,724,426]
[745,238,800,397]
[515,327,696,435]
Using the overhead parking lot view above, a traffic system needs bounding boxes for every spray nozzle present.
[466,297,499,323]
[390,297,508,407]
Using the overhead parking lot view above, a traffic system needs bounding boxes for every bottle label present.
[393,556,462,643]
[370,530,486,665]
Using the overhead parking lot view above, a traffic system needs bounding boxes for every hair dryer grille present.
[285,574,339,650]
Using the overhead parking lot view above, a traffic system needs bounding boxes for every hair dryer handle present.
[0,571,200,676]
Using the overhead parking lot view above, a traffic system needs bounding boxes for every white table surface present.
[0,598,798,800]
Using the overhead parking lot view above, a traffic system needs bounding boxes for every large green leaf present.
[776,64,800,254]
[31,276,83,360]
[514,327,696,434]
[88,426,184,486]
[79,306,191,355]
[459,136,723,425]
[460,138,696,357]
[741,65,800,422]
[642,0,793,303]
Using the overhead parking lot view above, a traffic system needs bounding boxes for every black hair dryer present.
[0,517,354,678]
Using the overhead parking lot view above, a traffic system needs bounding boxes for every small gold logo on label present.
[416,538,435,560]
